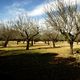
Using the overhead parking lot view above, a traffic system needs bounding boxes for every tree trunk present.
[3,40,9,47]
[26,40,29,50]
[34,41,36,44]
[17,41,19,45]
[44,41,47,44]
[23,41,25,44]
[52,40,55,48]
[47,41,50,45]
[70,42,73,54]
[31,40,33,46]
[77,41,79,45]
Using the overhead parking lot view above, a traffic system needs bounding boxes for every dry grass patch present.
[0,41,80,57]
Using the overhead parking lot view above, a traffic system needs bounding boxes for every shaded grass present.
[0,49,49,56]
[0,53,58,80]
[0,52,80,80]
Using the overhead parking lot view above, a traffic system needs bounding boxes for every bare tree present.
[42,26,59,47]
[30,34,41,46]
[0,21,16,47]
[40,29,50,45]
[75,34,80,45]
[45,0,80,54]
[45,20,60,47]
[15,16,39,50]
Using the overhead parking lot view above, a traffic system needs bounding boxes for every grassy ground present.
[0,41,80,80]
[0,41,80,57]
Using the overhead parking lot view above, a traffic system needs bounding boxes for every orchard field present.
[0,41,80,80]
[0,0,80,80]
[0,41,80,57]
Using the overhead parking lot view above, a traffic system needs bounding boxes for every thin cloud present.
[27,4,45,16]
[27,1,56,17]
[27,0,80,17]
[1,0,80,21]
[1,0,31,20]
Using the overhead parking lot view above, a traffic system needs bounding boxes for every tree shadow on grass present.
[0,51,80,80]
[7,45,26,48]
[31,44,48,47]
[36,46,61,49]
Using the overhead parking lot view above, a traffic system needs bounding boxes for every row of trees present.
[0,16,64,49]
[44,0,80,54]
[0,0,80,54]
[0,16,39,50]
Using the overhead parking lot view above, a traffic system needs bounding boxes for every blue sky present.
[0,0,46,20]
[0,0,80,23]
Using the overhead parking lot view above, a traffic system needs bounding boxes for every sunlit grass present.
[0,41,80,57]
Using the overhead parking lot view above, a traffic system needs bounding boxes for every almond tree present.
[15,16,39,50]
[45,0,80,54]
[42,27,59,47]
[0,21,16,47]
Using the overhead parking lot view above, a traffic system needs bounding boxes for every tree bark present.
[26,40,30,50]
[77,40,79,45]
[31,40,33,46]
[17,41,19,45]
[52,40,55,48]
[47,41,50,45]
[34,41,36,44]
[70,42,73,54]
[3,40,9,47]
[23,41,25,44]
[44,41,47,44]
